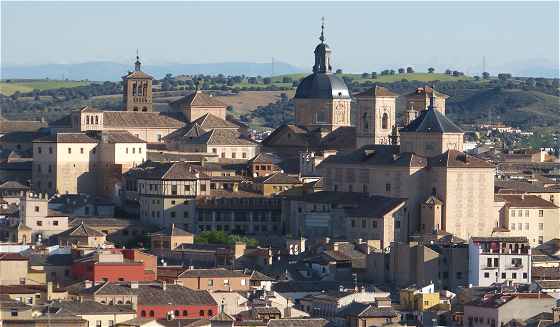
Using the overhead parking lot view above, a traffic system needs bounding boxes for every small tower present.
[355,85,398,147]
[122,51,153,112]
[420,195,444,234]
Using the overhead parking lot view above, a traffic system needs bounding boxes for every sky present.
[1,1,559,75]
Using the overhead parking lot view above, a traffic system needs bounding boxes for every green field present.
[0,79,89,95]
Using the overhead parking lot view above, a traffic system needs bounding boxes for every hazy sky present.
[2,1,558,74]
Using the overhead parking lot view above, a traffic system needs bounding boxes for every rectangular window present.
[132,148,136,154]
[510,223,515,230]
[171,185,177,195]
[80,148,84,154]
[385,183,391,192]
[49,147,53,154]
[184,212,189,218]
[511,210,516,217]
[361,219,366,228]
[242,152,247,158]
[518,223,522,230]
[232,152,236,159]
[484,272,490,278]
[539,223,544,230]
[524,210,529,217]
[200,184,207,192]
[38,147,42,154]
[53,221,58,226]
[68,147,72,154]
[372,221,378,229]
[539,210,544,217]
[208,279,213,286]
[37,221,42,226]
[501,272,506,279]
[525,223,529,230]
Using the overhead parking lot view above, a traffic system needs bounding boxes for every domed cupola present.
[295,19,350,100]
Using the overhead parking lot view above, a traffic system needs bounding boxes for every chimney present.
[283,297,291,318]
[130,281,139,289]
[84,280,92,288]
[162,281,167,291]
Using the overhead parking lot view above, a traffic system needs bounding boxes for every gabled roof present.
[177,268,248,278]
[0,253,27,261]
[0,118,47,134]
[163,123,207,142]
[354,85,398,98]
[152,224,193,237]
[103,111,185,128]
[57,221,106,238]
[211,311,234,321]
[400,107,463,133]
[129,161,202,180]
[193,113,238,129]
[497,194,558,209]
[249,152,283,165]
[99,131,146,144]
[428,150,494,168]
[80,106,102,113]
[319,144,427,168]
[0,180,29,190]
[34,133,98,144]
[337,302,399,318]
[122,70,153,80]
[267,318,331,327]
[256,172,300,185]
[172,91,227,108]
[182,129,256,146]
[424,195,443,205]
[250,270,275,282]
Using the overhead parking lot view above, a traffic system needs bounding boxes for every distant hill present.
[1,61,304,81]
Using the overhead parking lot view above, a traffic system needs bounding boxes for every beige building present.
[150,224,194,250]
[19,192,69,243]
[498,194,560,247]
[160,268,251,292]
[171,88,227,122]
[32,131,146,197]
[355,85,399,147]
[122,55,153,112]
[404,86,448,119]
[318,95,496,240]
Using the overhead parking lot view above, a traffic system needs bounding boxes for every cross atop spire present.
[319,17,325,43]
[134,49,142,72]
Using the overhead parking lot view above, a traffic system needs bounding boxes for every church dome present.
[295,73,350,99]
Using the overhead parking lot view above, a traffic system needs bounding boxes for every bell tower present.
[355,85,398,148]
[122,52,153,112]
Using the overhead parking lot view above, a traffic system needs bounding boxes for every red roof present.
[0,253,27,261]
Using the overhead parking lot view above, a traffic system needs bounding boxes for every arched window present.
[133,107,138,111]
[199,310,205,317]
[86,116,90,124]
[174,310,180,317]
[141,311,146,317]
[208,309,213,316]
[382,113,389,129]
[182,310,188,316]
[142,107,147,112]
[138,83,143,96]
[117,300,123,304]
[362,113,368,129]
[149,310,155,317]
[95,116,99,124]
[132,83,137,96]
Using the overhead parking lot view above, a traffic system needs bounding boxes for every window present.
[385,183,391,192]
[381,113,389,129]
[456,272,463,279]
[171,185,177,195]
[183,310,188,316]
[484,272,490,278]
[487,258,492,267]
[539,223,544,230]
[351,220,356,228]
[96,321,102,327]
[175,310,180,317]
[523,273,528,279]
[362,184,368,193]
[37,221,43,226]
[185,185,191,192]
[361,219,366,228]
[35,206,40,212]
[208,310,213,316]
[11,309,18,317]
[149,311,155,317]
[372,221,378,229]
[525,223,529,230]
[501,272,506,279]
[539,210,544,217]
[68,147,72,154]
[38,147,42,154]
[157,134,162,142]
[132,148,135,154]
[511,210,516,217]
[524,210,529,217]
[511,223,515,230]
[49,147,53,154]
[224,279,230,286]
[126,148,129,154]
[208,279,214,287]
[221,152,226,158]
[183,212,189,218]
[80,148,84,154]
[53,221,58,226]
[539,236,544,244]
[200,310,205,317]
[242,152,247,159]
[518,223,522,230]
[232,152,236,159]
[512,273,517,279]
[170,212,176,218]
[139,147,142,154]
[200,184,207,192]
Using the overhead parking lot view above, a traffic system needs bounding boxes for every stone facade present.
[355,86,398,147]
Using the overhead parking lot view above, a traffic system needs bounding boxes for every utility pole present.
[271,57,275,78]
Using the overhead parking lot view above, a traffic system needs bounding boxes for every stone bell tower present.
[122,52,153,112]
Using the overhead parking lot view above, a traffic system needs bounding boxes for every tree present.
[335,69,343,74]
[406,67,414,74]
[263,77,272,85]
[428,67,435,74]
[398,68,405,74]
[371,72,377,79]
[389,70,396,75]
[552,78,559,88]
[247,77,258,84]
[282,76,293,83]
[445,69,453,75]
[474,76,481,81]
[361,72,370,79]
[498,73,512,81]
[482,72,490,79]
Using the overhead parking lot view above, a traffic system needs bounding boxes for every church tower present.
[293,19,351,132]
[122,53,153,112]
[355,85,398,147]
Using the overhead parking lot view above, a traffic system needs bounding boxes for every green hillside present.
[0,79,89,95]
[272,72,473,84]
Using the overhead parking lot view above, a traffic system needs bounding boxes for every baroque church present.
[263,22,497,242]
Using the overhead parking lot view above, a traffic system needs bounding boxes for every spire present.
[134,49,142,72]
[312,17,332,74]
[428,86,437,111]
[319,17,325,44]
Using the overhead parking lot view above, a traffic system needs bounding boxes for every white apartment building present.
[468,236,531,287]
